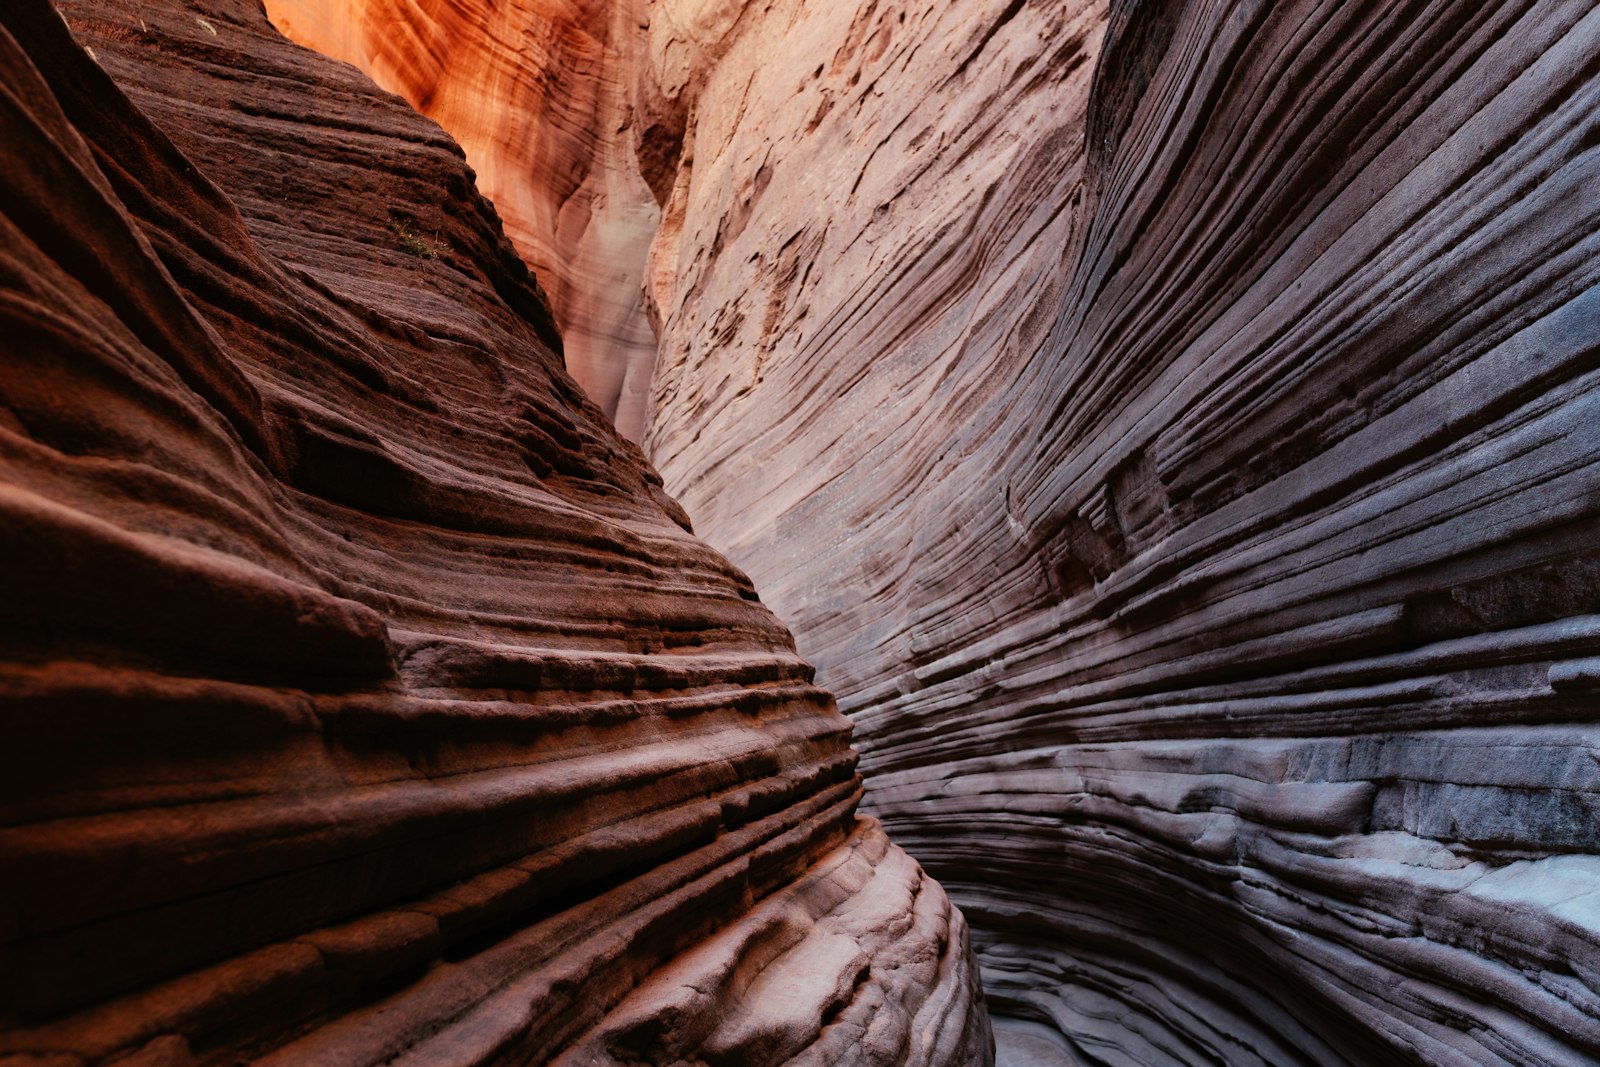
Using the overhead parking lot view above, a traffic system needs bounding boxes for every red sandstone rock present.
[264,0,661,441]
[0,1,988,1062]
[12,0,1600,1060]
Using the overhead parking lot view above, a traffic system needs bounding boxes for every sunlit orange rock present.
[265,0,661,440]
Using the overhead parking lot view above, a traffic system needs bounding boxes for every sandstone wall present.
[637,0,1600,1062]
[264,0,662,440]
[13,0,1600,1060]
[0,2,988,1062]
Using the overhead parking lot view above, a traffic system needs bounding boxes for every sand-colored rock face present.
[11,0,1600,1060]
[633,0,1600,1062]
[264,0,661,441]
[0,1,989,1063]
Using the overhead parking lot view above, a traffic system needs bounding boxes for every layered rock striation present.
[10,0,1600,1061]
[263,0,661,440]
[0,2,988,1063]
[632,0,1600,1062]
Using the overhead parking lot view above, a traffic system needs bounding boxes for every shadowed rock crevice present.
[273,0,1600,1059]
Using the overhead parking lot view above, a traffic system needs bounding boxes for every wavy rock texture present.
[0,1,989,1063]
[262,0,661,440]
[632,0,1600,1063]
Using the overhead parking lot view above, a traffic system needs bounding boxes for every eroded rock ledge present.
[0,2,988,1063]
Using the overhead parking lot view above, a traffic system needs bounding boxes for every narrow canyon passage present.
[263,0,1600,1062]
[2,0,1600,1064]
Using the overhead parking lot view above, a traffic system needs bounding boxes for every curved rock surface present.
[0,1,988,1063]
[10,0,1600,1060]
[263,0,661,440]
[628,0,1600,1063]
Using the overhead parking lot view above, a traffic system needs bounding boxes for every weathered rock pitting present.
[0,1,988,1063]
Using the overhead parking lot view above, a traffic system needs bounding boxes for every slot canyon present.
[2,0,1599,1063]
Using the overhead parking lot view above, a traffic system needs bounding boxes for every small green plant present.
[391,220,449,260]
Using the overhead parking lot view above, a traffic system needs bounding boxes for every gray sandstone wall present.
[639,0,1600,1061]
